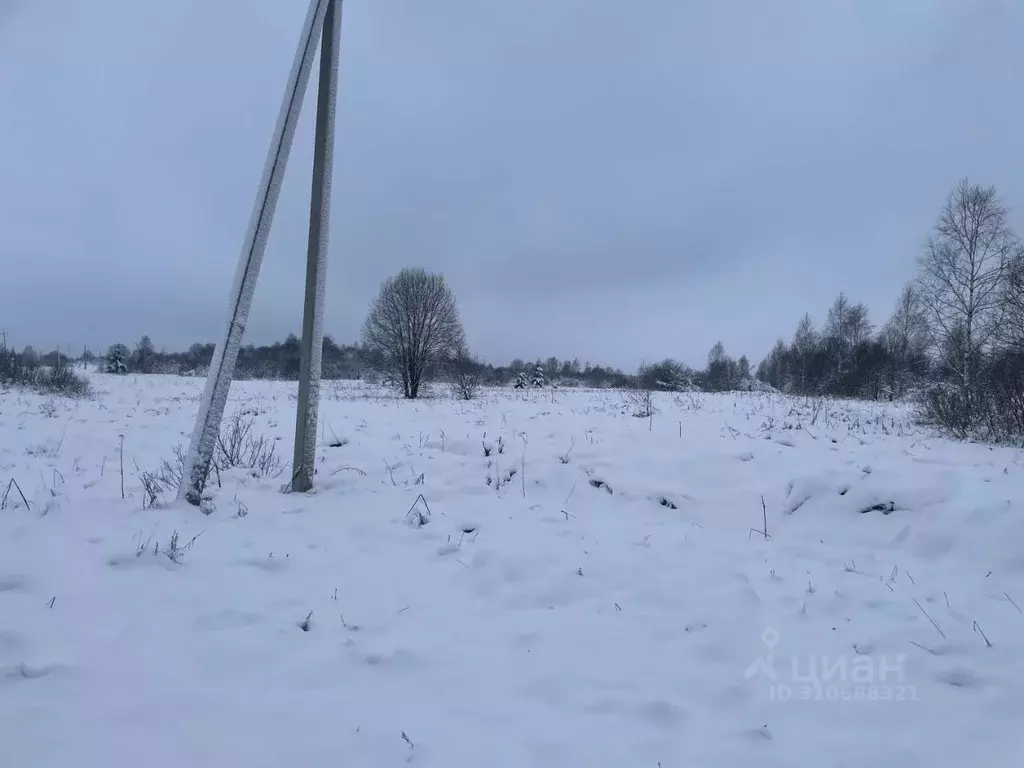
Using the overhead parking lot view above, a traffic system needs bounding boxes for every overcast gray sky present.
[2,0,1022,369]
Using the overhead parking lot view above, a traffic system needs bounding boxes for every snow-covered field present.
[2,374,1024,767]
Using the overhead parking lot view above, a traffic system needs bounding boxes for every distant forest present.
[6,283,946,403]
[81,335,639,390]
[5,178,1024,441]
[65,282,938,402]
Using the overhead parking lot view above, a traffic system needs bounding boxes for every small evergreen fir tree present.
[105,344,129,374]
[531,365,545,388]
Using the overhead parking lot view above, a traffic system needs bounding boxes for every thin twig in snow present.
[913,597,946,640]
[405,493,432,519]
[973,621,993,648]
[519,433,528,498]
[908,640,937,655]
[331,466,367,476]
[119,434,125,500]
[561,481,578,519]
[2,478,30,510]
[54,421,69,456]
[559,437,576,464]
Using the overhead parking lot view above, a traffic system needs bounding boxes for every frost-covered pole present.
[292,0,343,492]
[179,0,333,505]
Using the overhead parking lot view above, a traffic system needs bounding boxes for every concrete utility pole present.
[179,0,343,505]
[292,0,343,492]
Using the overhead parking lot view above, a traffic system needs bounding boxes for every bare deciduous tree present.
[824,293,872,384]
[791,313,818,392]
[881,283,931,397]
[362,268,466,399]
[917,179,1016,412]
[998,247,1024,351]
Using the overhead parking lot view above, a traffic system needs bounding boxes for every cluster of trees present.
[465,358,632,390]
[97,332,638,390]
[355,269,759,396]
[101,335,372,380]
[97,266,640,391]
[633,344,754,394]
[915,180,1024,438]
[757,178,1024,440]
[754,290,923,401]
[92,273,755,397]
[0,333,90,396]
[56,177,1024,442]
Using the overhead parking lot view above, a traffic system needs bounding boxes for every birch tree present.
[881,283,930,397]
[916,179,1015,413]
[997,246,1024,350]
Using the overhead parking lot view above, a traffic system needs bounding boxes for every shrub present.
[0,346,90,398]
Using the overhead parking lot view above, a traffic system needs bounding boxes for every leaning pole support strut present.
[179,0,341,505]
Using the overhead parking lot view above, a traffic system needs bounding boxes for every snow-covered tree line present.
[83,177,1024,439]
[757,178,1024,439]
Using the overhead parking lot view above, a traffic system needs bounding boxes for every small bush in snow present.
[0,344,90,398]
[140,471,162,509]
[145,414,280,509]
[38,362,90,397]
[918,382,971,439]
[215,410,282,478]
[625,384,654,419]
[450,362,480,401]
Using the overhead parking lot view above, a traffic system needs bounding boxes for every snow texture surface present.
[3,375,1024,767]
